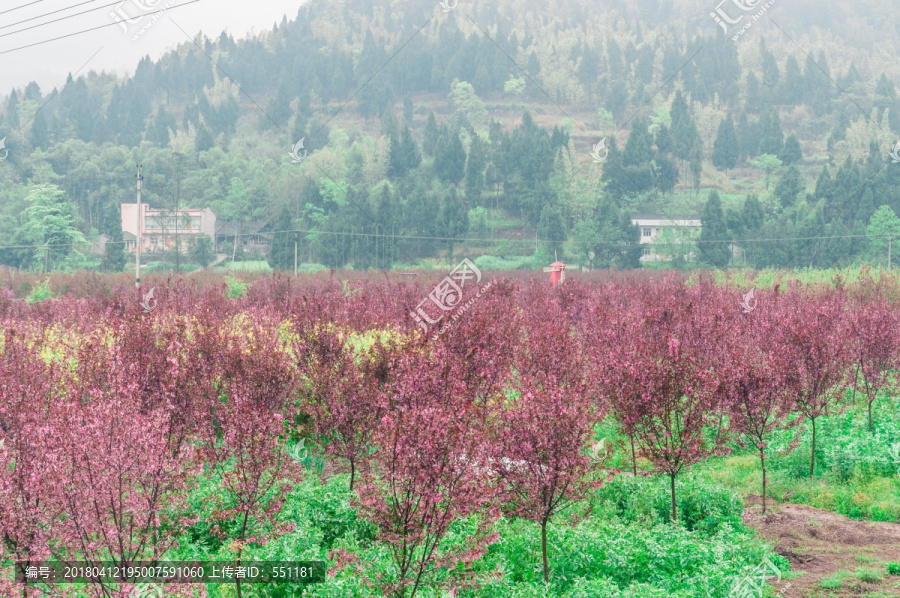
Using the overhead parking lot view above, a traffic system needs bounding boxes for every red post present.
[544,262,566,287]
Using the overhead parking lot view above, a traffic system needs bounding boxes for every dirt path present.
[742,497,900,597]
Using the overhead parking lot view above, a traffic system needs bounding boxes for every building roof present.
[123,231,137,242]
[632,217,702,227]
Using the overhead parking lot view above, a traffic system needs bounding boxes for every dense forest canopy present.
[2,0,900,271]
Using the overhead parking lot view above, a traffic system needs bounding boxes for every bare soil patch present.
[742,496,900,597]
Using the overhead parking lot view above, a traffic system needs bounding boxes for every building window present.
[642,247,651,257]
[642,227,652,237]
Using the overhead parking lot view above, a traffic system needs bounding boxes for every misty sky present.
[1,0,305,94]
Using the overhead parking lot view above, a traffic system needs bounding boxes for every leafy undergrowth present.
[697,398,900,524]
[164,472,782,598]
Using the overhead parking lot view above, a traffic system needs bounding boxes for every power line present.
[0,0,201,55]
[0,227,896,252]
[0,0,105,32]
[0,0,52,17]
[0,0,125,40]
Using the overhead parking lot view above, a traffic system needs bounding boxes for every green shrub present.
[25,280,52,302]
[474,255,531,270]
[471,516,780,598]
[594,475,744,534]
[887,562,900,575]
[224,275,248,298]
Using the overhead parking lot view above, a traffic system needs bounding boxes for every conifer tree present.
[699,190,731,267]
[712,114,739,171]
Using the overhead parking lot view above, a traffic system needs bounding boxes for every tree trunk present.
[868,400,874,434]
[759,446,767,514]
[670,472,677,525]
[630,435,637,476]
[541,518,549,584]
[236,511,249,598]
[809,417,817,478]
[349,458,356,492]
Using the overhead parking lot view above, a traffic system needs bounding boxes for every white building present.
[121,204,217,254]
[631,216,702,262]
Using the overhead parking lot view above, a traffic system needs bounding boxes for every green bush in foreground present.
[163,471,782,598]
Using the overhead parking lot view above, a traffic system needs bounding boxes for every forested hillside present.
[4,0,900,271]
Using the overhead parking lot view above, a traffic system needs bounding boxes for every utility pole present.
[173,152,184,273]
[135,164,143,288]
[175,158,180,273]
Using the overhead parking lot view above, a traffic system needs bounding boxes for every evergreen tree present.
[423,111,439,156]
[538,201,566,258]
[195,124,214,152]
[774,165,804,208]
[670,91,701,162]
[760,40,780,89]
[781,134,802,165]
[189,235,214,267]
[758,110,784,157]
[437,188,468,262]
[814,166,834,202]
[699,190,731,267]
[101,201,126,272]
[268,206,295,271]
[266,82,293,129]
[30,111,49,149]
[712,114,739,171]
[622,118,654,168]
[741,194,765,231]
[780,56,804,104]
[465,134,487,203]
[589,197,641,269]
[6,90,18,128]
[434,130,466,184]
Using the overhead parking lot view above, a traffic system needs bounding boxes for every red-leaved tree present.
[723,289,800,513]
[0,330,60,598]
[781,289,854,476]
[353,346,499,598]
[597,278,730,524]
[493,285,601,584]
[201,318,300,598]
[48,334,199,598]
[301,323,394,491]
[848,291,900,432]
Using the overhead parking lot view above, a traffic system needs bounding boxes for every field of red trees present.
[1,270,898,597]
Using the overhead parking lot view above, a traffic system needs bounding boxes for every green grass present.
[220,260,273,273]
[695,393,900,523]
[819,569,851,589]
[855,566,884,583]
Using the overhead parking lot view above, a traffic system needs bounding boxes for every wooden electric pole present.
[135,164,143,288]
